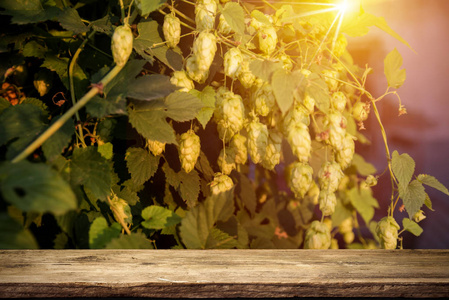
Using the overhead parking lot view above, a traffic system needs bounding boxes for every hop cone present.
[193,31,217,72]
[170,70,194,92]
[262,129,282,170]
[231,134,248,165]
[319,191,337,216]
[258,25,277,55]
[216,91,245,142]
[336,133,355,170]
[186,56,209,83]
[333,34,347,58]
[376,216,400,249]
[288,162,313,198]
[217,148,236,175]
[331,91,347,112]
[283,104,310,135]
[318,161,344,193]
[237,55,256,88]
[224,47,243,78]
[210,173,234,195]
[325,112,347,151]
[321,69,339,91]
[110,195,132,225]
[287,122,311,162]
[218,14,232,35]
[304,220,331,249]
[147,139,166,156]
[195,0,217,31]
[253,79,276,117]
[247,118,268,164]
[111,25,133,67]
[163,14,181,48]
[179,130,201,173]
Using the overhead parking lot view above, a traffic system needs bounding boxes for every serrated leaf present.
[373,14,414,51]
[88,217,121,249]
[348,187,378,225]
[222,2,245,35]
[251,10,272,27]
[139,0,167,16]
[0,0,60,24]
[206,189,234,223]
[22,40,47,58]
[125,147,160,186]
[58,8,88,34]
[178,170,201,208]
[165,91,204,122]
[114,185,139,206]
[0,161,77,215]
[134,21,183,70]
[307,73,330,114]
[105,232,154,249]
[127,74,176,101]
[271,69,297,115]
[351,153,377,176]
[127,101,177,144]
[21,97,48,116]
[402,180,426,218]
[86,95,127,118]
[392,150,415,196]
[0,98,11,113]
[236,173,256,216]
[191,86,216,129]
[384,48,406,89]
[206,228,238,249]
[249,59,283,82]
[41,55,68,77]
[70,146,113,201]
[0,104,46,160]
[98,142,113,160]
[417,174,449,196]
[0,213,38,249]
[90,14,114,34]
[141,205,181,230]
[402,218,423,237]
[424,193,434,211]
[195,151,215,181]
[42,117,74,160]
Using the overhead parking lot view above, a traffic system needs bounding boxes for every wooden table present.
[1,249,448,298]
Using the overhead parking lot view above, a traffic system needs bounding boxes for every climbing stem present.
[11,64,124,163]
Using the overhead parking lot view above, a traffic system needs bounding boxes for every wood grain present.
[1,250,448,298]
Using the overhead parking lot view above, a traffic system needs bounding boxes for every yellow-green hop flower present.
[318,161,344,193]
[230,134,247,165]
[376,216,400,249]
[304,220,331,249]
[224,47,243,78]
[218,14,232,35]
[283,104,310,135]
[253,79,276,117]
[193,31,217,72]
[195,0,217,31]
[163,14,181,48]
[288,162,313,198]
[247,118,268,164]
[218,148,236,175]
[413,210,426,223]
[111,25,133,67]
[210,173,234,195]
[321,69,339,91]
[287,122,311,162]
[332,33,347,58]
[215,91,245,142]
[336,133,355,170]
[237,55,256,88]
[179,130,201,173]
[110,194,132,225]
[262,129,282,170]
[186,55,209,83]
[258,25,277,55]
[170,70,194,92]
[331,91,347,112]
[319,191,337,216]
[147,139,166,156]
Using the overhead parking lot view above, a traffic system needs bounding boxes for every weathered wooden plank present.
[0,250,448,298]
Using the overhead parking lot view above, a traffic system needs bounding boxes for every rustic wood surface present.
[0,249,448,298]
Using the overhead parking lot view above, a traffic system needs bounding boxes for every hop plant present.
[319,191,337,216]
[318,161,344,193]
[237,55,256,88]
[262,129,282,170]
[147,139,166,156]
[215,90,245,142]
[325,112,347,151]
[413,210,426,223]
[163,14,181,48]
[283,104,310,135]
[258,25,277,55]
[179,130,201,173]
[247,117,268,164]
[33,69,53,97]
[362,175,378,188]
[321,69,339,91]
[277,54,293,71]
[302,93,315,114]
[193,31,217,72]
[186,55,209,83]
[339,217,355,244]
[352,101,370,122]
[111,24,133,67]
[336,133,355,169]
[210,173,234,195]
[376,216,400,249]
[288,162,313,198]
[287,122,311,162]
[332,33,347,58]
[304,220,331,249]
[218,14,232,35]
[170,70,195,92]
[110,195,132,225]
[253,79,276,117]
[195,0,217,31]
[331,91,347,112]
[230,134,247,165]
[218,148,236,175]
[224,47,243,78]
